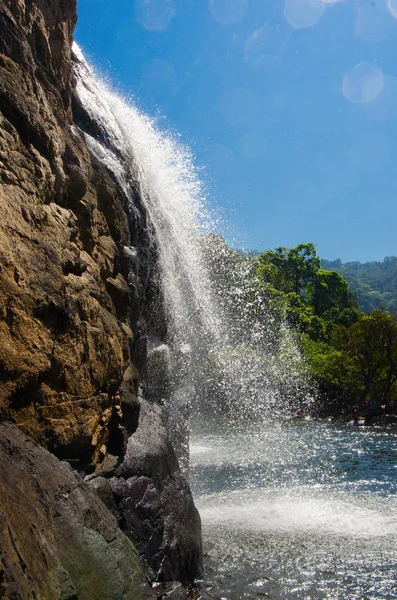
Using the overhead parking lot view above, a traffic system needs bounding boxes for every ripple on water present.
[191,420,397,599]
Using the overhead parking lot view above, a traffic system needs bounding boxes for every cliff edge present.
[0,0,202,595]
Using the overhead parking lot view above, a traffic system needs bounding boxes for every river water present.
[190,420,397,599]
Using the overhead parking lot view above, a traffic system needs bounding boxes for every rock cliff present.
[0,0,141,466]
[0,0,202,596]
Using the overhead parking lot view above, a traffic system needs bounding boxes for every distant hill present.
[321,256,397,313]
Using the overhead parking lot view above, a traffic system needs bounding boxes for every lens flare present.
[342,61,384,104]
[209,0,247,25]
[284,0,325,29]
[135,0,174,31]
[363,74,397,120]
[387,0,397,19]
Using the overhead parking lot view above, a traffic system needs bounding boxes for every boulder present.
[0,423,152,600]
[90,400,203,586]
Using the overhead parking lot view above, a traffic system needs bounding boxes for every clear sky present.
[75,0,397,262]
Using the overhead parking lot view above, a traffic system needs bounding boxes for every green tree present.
[333,311,397,404]
[307,269,358,316]
[256,243,320,294]
[321,255,397,313]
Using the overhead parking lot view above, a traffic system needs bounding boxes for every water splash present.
[72,43,312,430]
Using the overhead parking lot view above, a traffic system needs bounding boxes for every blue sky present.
[75,0,397,262]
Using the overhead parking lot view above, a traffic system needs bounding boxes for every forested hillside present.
[322,257,397,313]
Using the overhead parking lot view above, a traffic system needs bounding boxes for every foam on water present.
[197,488,397,537]
[190,420,397,598]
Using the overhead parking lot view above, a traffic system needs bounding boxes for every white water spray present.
[72,43,312,423]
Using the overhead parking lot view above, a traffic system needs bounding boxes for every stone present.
[0,0,150,465]
[146,344,172,403]
[0,423,151,600]
[103,400,203,586]
[161,582,188,599]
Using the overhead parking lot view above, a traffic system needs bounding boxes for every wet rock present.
[90,399,203,586]
[0,423,151,599]
[146,343,172,403]
[119,364,141,435]
[0,0,203,594]
[160,582,188,599]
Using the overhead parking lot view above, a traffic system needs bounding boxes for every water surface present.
[190,420,397,599]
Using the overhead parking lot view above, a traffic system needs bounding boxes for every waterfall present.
[72,44,313,436]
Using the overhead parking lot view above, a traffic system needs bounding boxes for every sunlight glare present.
[387,0,397,19]
[363,74,397,120]
[209,0,247,25]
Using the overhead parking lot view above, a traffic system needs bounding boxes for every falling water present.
[72,43,311,425]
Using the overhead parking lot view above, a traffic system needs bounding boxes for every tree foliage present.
[333,311,397,405]
[249,243,397,415]
[256,243,320,294]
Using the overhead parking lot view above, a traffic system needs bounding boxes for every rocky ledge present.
[0,0,202,596]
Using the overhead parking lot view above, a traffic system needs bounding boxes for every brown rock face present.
[0,0,203,591]
[0,0,148,467]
